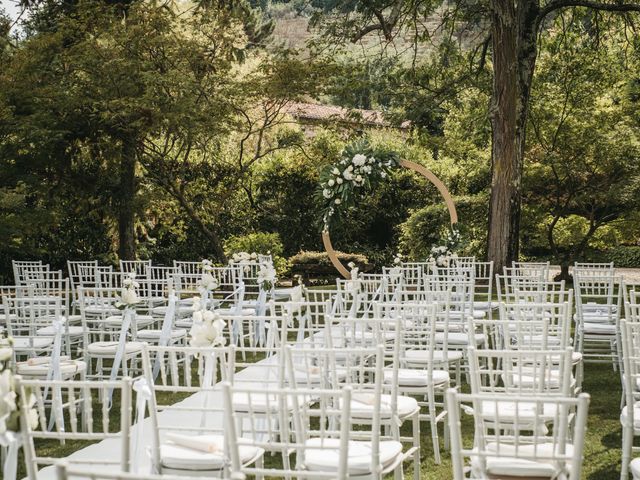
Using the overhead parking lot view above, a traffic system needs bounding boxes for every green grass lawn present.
[25,361,626,479]
[408,362,624,479]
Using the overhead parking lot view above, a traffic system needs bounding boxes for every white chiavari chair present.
[511,261,551,280]
[322,318,422,474]
[473,260,495,320]
[447,389,590,480]
[54,463,212,480]
[119,260,151,276]
[147,266,177,316]
[620,319,640,479]
[18,376,135,480]
[574,272,622,368]
[77,287,147,381]
[137,345,265,477]
[375,303,450,465]
[467,347,575,429]
[13,260,49,286]
[3,296,59,361]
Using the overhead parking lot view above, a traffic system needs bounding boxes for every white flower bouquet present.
[257,263,277,291]
[116,272,140,309]
[427,224,461,267]
[200,259,219,291]
[0,336,38,438]
[188,298,226,347]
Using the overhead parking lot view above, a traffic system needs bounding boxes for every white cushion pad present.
[383,368,449,387]
[304,438,402,475]
[473,441,574,477]
[349,393,419,419]
[87,341,145,355]
[160,434,262,471]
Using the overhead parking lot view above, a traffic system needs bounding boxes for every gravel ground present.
[549,265,640,282]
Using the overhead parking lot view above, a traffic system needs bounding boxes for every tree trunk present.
[118,135,137,260]
[486,0,538,273]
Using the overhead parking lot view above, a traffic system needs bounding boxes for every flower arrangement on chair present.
[200,260,219,292]
[257,263,277,291]
[116,272,141,309]
[0,336,38,480]
[188,298,226,347]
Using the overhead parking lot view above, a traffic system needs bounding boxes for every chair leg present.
[412,412,421,480]
[621,425,633,480]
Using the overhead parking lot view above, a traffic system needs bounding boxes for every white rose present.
[28,407,39,429]
[332,168,340,175]
[343,170,354,180]
[355,175,363,183]
[334,199,341,205]
[336,177,343,184]
[0,348,12,362]
[380,171,387,178]
[352,154,367,166]
[251,253,257,259]
[368,157,375,164]
[121,288,138,305]
[327,179,335,187]
[323,189,332,199]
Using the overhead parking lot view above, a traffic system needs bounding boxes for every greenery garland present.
[317,139,400,231]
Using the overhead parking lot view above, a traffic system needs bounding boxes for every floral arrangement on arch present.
[428,224,461,267]
[318,139,400,231]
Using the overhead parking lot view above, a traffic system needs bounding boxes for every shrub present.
[289,250,369,281]
[223,232,289,275]
[398,194,488,261]
[602,247,640,268]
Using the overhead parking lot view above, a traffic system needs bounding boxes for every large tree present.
[0,0,281,261]
[311,0,640,271]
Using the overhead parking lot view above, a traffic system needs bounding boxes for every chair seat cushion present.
[629,457,640,479]
[304,438,402,475]
[472,441,574,477]
[136,329,187,340]
[478,399,558,423]
[383,368,449,387]
[405,349,463,364]
[583,323,616,334]
[435,332,486,345]
[17,359,87,377]
[232,392,310,413]
[37,325,84,336]
[13,337,54,350]
[101,315,155,327]
[87,341,145,355]
[160,434,262,471]
[620,401,640,429]
[349,393,419,419]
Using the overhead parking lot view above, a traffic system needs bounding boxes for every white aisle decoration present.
[0,337,38,480]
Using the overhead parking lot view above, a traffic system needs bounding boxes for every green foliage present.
[523,15,640,265]
[600,247,640,268]
[223,232,289,275]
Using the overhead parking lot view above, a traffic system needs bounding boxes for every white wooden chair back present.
[447,389,589,480]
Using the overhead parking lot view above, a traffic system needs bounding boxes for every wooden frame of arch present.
[322,159,458,279]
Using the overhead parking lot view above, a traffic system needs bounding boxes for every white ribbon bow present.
[131,378,153,473]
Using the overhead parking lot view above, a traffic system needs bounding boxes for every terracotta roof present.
[286,102,410,129]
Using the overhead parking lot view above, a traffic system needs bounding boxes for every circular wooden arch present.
[322,159,458,279]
